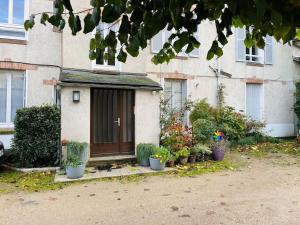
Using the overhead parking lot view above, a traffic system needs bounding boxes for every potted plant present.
[64,155,85,179]
[65,141,88,179]
[188,147,197,164]
[211,131,228,161]
[175,147,190,165]
[191,144,212,162]
[136,143,156,166]
[149,146,171,171]
[167,154,176,167]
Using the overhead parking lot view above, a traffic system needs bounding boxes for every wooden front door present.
[90,88,135,157]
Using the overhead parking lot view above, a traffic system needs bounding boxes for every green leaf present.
[68,14,82,35]
[126,35,140,57]
[63,0,73,11]
[24,15,35,31]
[40,13,49,26]
[207,49,215,60]
[215,47,223,57]
[89,50,97,60]
[244,33,254,48]
[296,29,300,40]
[91,7,101,26]
[83,13,95,34]
[48,15,61,27]
[105,30,117,48]
[102,4,122,23]
[90,38,96,50]
[117,48,127,63]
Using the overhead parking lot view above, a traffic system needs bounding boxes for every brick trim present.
[0,38,27,45]
[150,71,195,80]
[243,78,264,84]
[0,62,37,70]
[43,79,58,86]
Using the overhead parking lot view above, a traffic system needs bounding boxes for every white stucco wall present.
[135,90,161,148]
[60,86,91,152]
[60,86,160,159]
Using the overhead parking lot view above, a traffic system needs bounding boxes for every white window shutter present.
[189,28,200,57]
[235,28,246,62]
[264,35,273,65]
[151,31,163,53]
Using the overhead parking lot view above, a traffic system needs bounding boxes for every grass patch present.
[233,140,300,158]
[0,168,69,194]
[0,151,246,194]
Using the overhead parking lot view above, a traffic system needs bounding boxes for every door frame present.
[90,88,135,157]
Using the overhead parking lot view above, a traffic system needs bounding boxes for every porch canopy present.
[59,69,162,90]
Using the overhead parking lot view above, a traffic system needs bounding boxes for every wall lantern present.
[73,90,80,103]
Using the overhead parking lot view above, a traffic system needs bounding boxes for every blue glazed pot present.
[66,164,85,179]
[149,158,166,171]
[139,158,150,167]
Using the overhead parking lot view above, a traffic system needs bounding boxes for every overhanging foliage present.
[25,0,300,64]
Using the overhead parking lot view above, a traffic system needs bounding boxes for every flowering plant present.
[160,113,193,151]
[151,146,171,163]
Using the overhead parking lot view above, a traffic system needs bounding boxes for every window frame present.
[235,27,273,65]
[92,22,121,71]
[0,0,29,40]
[0,70,26,128]
[151,27,200,58]
[164,79,187,110]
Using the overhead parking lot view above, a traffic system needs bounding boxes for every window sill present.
[0,127,14,135]
[246,61,264,67]
[0,38,27,45]
[92,64,120,72]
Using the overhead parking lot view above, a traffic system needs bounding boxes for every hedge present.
[11,105,60,168]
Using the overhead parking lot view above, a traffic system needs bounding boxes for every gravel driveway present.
[0,155,300,225]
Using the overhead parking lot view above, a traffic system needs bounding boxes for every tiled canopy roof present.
[59,69,162,90]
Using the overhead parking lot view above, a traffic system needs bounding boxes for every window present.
[0,71,25,127]
[164,79,186,110]
[0,0,27,40]
[151,27,200,57]
[236,28,273,64]
[93,22,120,70]
[246,83,263,121]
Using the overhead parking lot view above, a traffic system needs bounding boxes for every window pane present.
[0,0,9,23]
[96,48,104,65]
[0,75,7,122]
[0,28,26,39]
[13,0,25,25]
[11,73,24,122]
[107,48,115,66]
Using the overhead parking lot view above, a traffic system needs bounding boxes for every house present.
[0,1,299,162]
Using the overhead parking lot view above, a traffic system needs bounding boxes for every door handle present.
[114,117,120,126]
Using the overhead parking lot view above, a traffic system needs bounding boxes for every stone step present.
[87,155,136,167]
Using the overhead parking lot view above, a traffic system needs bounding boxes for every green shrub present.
[215,107,247,141]
[237,134,280,146]
[193,119,216,143]
[294,82,300,129]
[11,105,60,168]
[136,143,156,164]
[175,147,190,159]
[189,99,215,123]
[237,136,258,146]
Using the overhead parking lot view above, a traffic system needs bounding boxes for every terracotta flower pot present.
[167,160,175,167]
